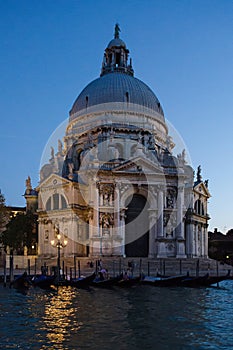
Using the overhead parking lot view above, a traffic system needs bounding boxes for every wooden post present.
[179,259,182,275]
[70,267,73,281]
[9,251,14,287]
[163,259,165,276]
[147,261,150,276]
[34,258,37,276]
[113,260,115,277]
[3,256,7,287]
[95,260,98,274]
[216,260,219,287]
[160,258,162,275]
[119,258,121,275]
[74,256,77,279]
[62,260,65,280]
[196,259,199,277]
[78,260,81,278]
[139,258,142,277]
[28,259,31,276]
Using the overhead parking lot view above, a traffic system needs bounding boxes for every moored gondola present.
[70,272,96,288]
[141,274,189,287]
[91,274,122,288]
[10,272,31,290]
[31,274,57,289]
[116,275,141,288]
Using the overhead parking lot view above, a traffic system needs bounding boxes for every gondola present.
[91,275,122,288]
[116,275,141,288]
[70,272,96,288]
[181,271,231,288]
[31,274,57,289]
[10,272,31,290]
[201,271,231,286]
[141,274,188,287]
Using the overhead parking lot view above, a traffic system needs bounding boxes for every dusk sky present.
[0,0,232,232]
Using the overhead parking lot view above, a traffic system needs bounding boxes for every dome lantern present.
[100,24,134,77]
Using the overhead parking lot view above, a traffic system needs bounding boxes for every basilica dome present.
[69,72,164,118]
[69,24,164,122]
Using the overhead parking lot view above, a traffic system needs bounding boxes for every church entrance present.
[125,194,149,257]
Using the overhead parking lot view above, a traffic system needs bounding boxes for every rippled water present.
[1,281,233,349]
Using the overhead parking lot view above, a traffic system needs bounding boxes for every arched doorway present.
[125,194,149,257]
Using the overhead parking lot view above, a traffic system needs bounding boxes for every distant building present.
[208,228,233,264]
[25,25,211,259]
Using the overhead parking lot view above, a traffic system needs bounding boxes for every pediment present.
[113,156,163,175]
[37,174,70,190]
[193,181,211,198]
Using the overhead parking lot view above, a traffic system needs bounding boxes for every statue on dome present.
[50,146,55,159]
[25,176,32,190]
[197,165,202,182]
[58,139,63,154]
[114,23,120,39]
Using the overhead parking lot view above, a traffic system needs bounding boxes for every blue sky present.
[0,0,232,232]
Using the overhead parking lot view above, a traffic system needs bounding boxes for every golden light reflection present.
[42,287,81,346]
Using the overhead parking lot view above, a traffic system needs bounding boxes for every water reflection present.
[1,282,233,349]
[40,287,80,349]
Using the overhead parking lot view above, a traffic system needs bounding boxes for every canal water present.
[1,281,233,350]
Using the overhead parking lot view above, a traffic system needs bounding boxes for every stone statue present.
[204,179,209,188]
[197,165,202,182]
[58,139,63,154]
[26,176,32,190]
[114,23,120,39]
[50,146,54,159]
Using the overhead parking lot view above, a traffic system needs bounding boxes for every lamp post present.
[51,232,67,284]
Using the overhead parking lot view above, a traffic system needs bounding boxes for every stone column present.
[148,209,157,258]
[89,181,99,256]
[186,222,194,258]
[176,186,184,239]
[176,186,186,258]
[157,187,167,258]
[120,209,126,257]
[113,185,122,255]
[157,188,164,237]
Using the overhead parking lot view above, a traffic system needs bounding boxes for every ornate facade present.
[30,25,211,259]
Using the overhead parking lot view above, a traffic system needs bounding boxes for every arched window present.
[61,195,67,209]
[46,197,51,211]
[45,194,68,211]
[194,199,204,215]
[53,194,59,210]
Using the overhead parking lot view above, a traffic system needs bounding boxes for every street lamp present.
[51,232,67,283]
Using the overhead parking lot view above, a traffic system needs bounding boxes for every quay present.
[0,257,232,282]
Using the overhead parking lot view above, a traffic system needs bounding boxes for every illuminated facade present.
[31,25,211,259]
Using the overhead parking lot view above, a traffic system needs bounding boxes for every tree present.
[0,190,9,231]
[0,211,38,254]
[226,229,233,237]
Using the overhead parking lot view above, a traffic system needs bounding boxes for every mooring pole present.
[34,258,37,276]
[3,256,7,287]
[74,256,77,279]
[9,250,14,288]
[28,259,30,276]
[78,260,81,278]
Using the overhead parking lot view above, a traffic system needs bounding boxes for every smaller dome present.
[107,38,126,49]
